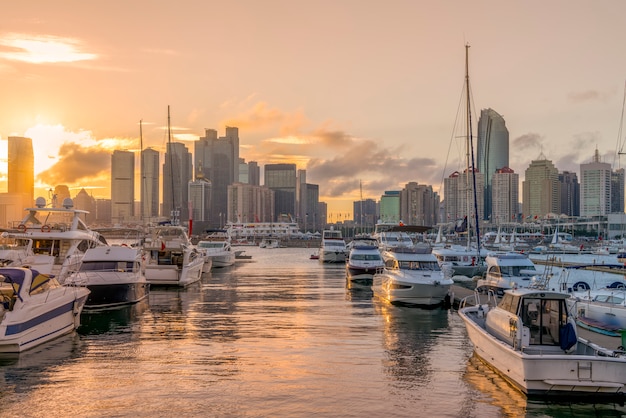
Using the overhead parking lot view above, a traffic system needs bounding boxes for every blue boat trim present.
[6,299,76,335]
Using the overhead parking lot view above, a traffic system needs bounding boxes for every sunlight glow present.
[0,33,97,64]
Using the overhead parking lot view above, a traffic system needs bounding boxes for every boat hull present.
[320,250,346,263]
[372,271,451,307]
[144,258,204,287]
[460,306,626,398]
[82,283,149,310]
[0,288,89,353]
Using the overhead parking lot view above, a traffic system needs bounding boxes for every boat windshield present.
[398,261,440,271]
[351,254,381,261]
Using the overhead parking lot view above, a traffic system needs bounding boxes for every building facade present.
[264,163,297,222]
[194,127,240,228]
[522,153,560,218]
[141,147,160,222]
[491,167,518,224]
[8,136,34,205]
[580,149,611,217]
[163,142,193,224]
[477,109,509,221]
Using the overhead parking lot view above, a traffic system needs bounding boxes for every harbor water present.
[1,247,625,417]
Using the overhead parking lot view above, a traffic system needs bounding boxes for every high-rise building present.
[559,171,580,217]
[400,182,439,226]
[379,191,401,223]
[163,142,192,223]
[580,149,611,217]
[443,169,485,224]
[491,167,518,224]
[522,153,560,218]
[111,150,135,224]
[188,178,211,222]
[611,168,625,214]
[248,161,260,186]
[477,109,509,221]
[353,198,377,232]
[301,183,319,232]
[239,158,249,183]
[8,136,34,207]
[194,127,240,228]
[141,148,160,222]
[264,163,297,221]
[74,188,97,225]
[227,182,274,224]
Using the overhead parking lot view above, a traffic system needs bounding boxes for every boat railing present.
[459,288,497,310]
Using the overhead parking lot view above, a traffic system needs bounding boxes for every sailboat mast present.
[464,44,472,250]
[359,180,364,234]
[465,44,482,253]
[140,119,144,224]
[168,105,178,225]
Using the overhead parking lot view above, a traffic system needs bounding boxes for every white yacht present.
[64,245,149,310]
[0,267,89,352]
[319,229,347,263]
[197,231,235,269]
[459,288,626,399]
[476,252,541,294]
[143,225,205,287]
[2,196,108,282]
[372,245,453,307]
[345,236,383,285]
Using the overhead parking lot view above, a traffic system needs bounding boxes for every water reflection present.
[79,299,149,335]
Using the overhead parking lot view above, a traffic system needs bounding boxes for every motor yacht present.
[0,267,89,352]
[459,288,626,399]
[197,232,236,269]
[372,245,453,307]
[64,245,149,310]
[319,228,347,263]
[2,196,108,282]
[345,236,383,285]
[475,252,541,294]
[143,225,204,287]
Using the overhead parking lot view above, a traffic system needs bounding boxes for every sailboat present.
[432,44,487,279]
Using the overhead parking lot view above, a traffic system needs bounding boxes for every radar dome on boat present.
[35,197,46,208]
[62,198,74,209]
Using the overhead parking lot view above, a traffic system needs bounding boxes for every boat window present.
[497,293,519,314]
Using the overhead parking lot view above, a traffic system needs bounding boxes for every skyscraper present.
[194,127,240,227]
[141,148,160,222]
[163,142,192,223]
[559,171,580,216]
[477,108,509,221]
[491,167,518,224]
[443,169,485,224]
[580,148,611,216]
[264,163,297,221]
[400,182,439,226]
[8,136,34,204]
[611,168,625,214]
[522,153,560,218]
[111,150,135,223]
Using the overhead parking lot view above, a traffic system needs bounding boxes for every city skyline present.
[2,2,626,217]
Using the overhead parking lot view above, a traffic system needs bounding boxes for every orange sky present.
[2,2,626,219]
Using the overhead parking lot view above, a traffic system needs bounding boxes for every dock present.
[450,284,625,351]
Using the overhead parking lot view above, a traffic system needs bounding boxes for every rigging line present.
[615,80,626,168]
[439,66,470,210]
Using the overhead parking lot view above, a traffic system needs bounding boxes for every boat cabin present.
[485,289,577,352]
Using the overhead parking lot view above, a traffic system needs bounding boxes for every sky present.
[2,1,626,219]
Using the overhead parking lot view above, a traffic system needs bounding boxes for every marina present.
[0,247,625,416]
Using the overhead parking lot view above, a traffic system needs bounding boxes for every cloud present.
[221,101,308,135]
[36,142,111,186]
[568,90,610,104]
[0,33,97,64]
